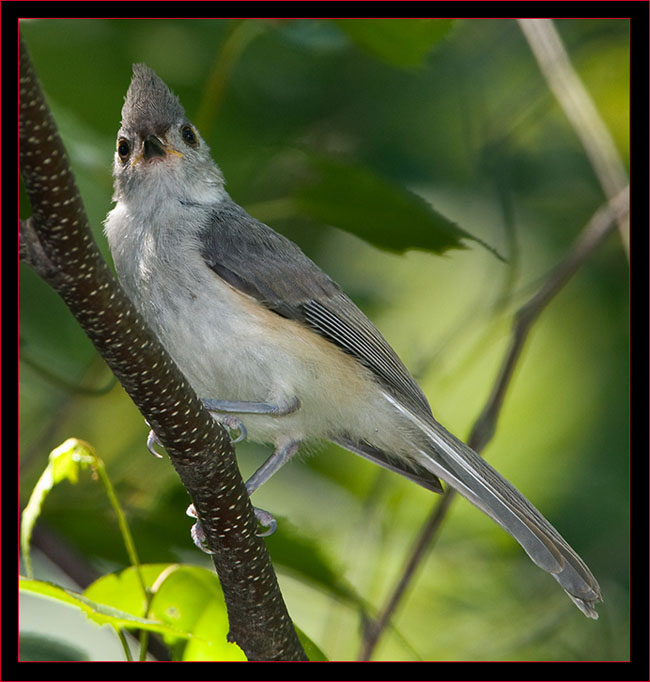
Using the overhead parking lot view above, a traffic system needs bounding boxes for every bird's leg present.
[245,440,301,496]
[147,397,301,546]
[245,439,301,535]
[187,396,301,547]
[187,440,301,549]
[146,396,300,456]
[188,440,302,547]
[201,396,300,445]
[201,396,301,417]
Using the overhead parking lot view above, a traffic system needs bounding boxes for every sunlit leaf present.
[83,564,161,616]
[88,564,244,661]
[20,439,96,576]
[19,577,186,637]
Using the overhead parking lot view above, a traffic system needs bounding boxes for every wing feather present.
[200,198,433,422]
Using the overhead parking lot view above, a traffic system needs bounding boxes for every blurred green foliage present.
[19,18,628,661]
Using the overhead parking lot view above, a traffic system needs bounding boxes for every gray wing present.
[200,198,442,491]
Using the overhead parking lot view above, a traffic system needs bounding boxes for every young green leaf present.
[20,439,96,577]
[19,577,187,638]
[87,564,246,661]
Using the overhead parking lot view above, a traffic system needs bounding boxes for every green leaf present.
[83,564,161,616]
[20,438,96,577]
[84,563,329,660]
[87,564,246,661]
[19,576,186,638]
[147,564,246,661]
[333,19,454,67]
[294,154,482,256]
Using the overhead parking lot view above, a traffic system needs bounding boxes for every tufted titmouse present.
[104,64,602,618]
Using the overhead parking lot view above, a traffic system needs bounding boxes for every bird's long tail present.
[382,391,602,618]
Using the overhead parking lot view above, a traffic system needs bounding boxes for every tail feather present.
[382,392,602,618]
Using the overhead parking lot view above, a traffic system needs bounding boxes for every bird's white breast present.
[104,196,400,452]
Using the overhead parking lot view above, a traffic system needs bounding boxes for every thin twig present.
[359,186,628,660]
[359,488,456,661]
[518,19,629,258]
[471,185,628,451]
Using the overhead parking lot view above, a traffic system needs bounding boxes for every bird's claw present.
[209,413,247,444]
[186,503,277,551]
[253,507,277,537]
[147,410,247,461]
[146,429,164,458]
[190,521,215,554]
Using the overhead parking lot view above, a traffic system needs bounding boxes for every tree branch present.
[359,186,628,660]
[19,35,306,662]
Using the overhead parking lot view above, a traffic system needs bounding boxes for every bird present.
[104,63,602,618]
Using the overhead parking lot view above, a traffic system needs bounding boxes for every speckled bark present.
[19,35,307,662]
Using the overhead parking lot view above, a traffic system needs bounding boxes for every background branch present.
[19,35,306,662]
[358,19,629,659]
[359,186,628,660]
[517,18,630,257]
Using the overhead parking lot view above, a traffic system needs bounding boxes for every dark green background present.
[19,18,628,661]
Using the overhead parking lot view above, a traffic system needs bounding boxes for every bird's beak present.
[143,134,167,160]
[132,134,184,166]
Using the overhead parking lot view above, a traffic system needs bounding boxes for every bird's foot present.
[186,502,277,552]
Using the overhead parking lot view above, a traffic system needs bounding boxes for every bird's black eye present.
[181,125,198,147]
[117,138,130,161]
